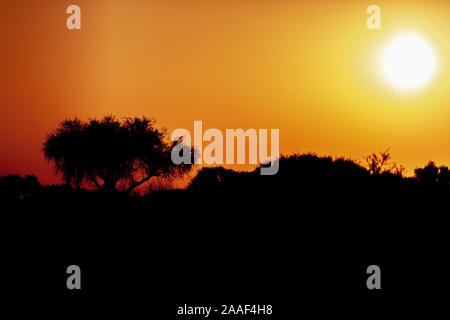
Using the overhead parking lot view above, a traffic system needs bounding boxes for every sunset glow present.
[2,1,450,184]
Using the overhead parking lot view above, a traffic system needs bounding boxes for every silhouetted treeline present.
[2,153,449,202]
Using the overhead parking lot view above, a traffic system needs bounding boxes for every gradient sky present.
[1,0,450,184]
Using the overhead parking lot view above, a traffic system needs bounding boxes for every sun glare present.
[382,33,436,89]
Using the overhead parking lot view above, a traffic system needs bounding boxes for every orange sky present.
[1,0,450,184]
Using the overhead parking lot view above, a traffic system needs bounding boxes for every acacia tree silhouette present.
[43,116,191,193]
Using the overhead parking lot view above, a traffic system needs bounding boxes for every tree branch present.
[89,174,103,190]
[125,174,154,194]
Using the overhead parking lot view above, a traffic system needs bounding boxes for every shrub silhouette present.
[415,161,450,185]
[43,116,192,193]
[188,167,243,190]
[365,149,405,176]
[188,153,370,193]
[0,174,41,200]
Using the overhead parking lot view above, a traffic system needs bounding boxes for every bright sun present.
[383,33,436,89]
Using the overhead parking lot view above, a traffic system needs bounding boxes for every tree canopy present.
[43,116,191,193]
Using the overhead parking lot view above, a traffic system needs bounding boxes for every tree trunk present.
[103,177,118,193]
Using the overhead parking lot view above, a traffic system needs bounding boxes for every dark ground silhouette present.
[2,153,448,316]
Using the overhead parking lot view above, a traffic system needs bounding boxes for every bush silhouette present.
[365,149,405,176]
[188,153,371,193]
[0,174,41,200]
[43,116,192,193]
[415,161,450,185]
